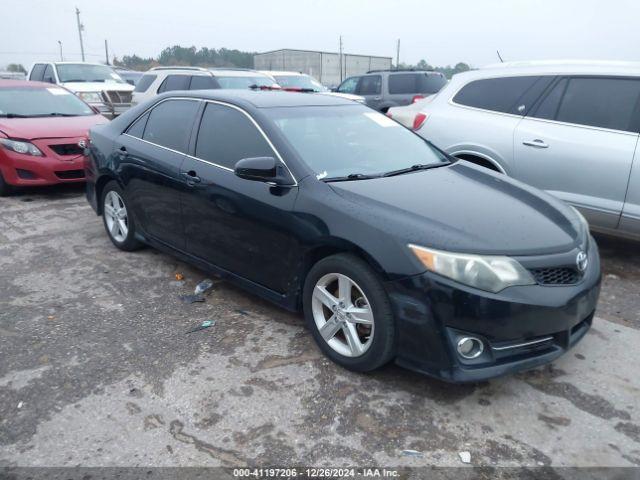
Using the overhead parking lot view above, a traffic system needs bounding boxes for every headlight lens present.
[0,138,43,156]
[409,244,536,293]
[78,92,104,104]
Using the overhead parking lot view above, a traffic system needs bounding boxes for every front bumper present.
[386,239,601,382]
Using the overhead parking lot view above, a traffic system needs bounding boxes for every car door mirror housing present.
[234,157,294,186]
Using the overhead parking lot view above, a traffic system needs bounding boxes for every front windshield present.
[56,64,125,83]
[270,105,449,179]
[217,76,276,89]
[0,87,94,117]
[274,75,327,92]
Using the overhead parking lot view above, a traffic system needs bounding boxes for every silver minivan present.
[414,60,640,240]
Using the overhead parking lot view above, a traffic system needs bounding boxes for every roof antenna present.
[496,50,504,63]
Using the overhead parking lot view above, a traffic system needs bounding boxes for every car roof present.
[209,69,270,77]
[260,71,305,77]
[157,89,356,108]
[0,79,63,88]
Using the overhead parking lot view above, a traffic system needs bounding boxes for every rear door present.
[514,76,640,229]
[179,101,299,293]
[355,75,383,111]
[118,98,201,249]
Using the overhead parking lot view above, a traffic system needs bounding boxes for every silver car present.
[414,60,640,240]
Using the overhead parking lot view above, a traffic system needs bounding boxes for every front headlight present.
[78,92,104,104]
[409,244,536,293]
[0,138,43,156]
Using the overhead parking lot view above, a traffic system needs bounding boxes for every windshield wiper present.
[46,112,77,117]
[322,173,379,182]
[382,162,450,177]
[61,79,87,82]
[0,113,31,118]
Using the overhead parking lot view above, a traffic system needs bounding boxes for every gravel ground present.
[1,184,639,469]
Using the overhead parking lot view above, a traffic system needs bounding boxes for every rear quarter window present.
[29,64,46,81]
[134,74,157,92]
[388,73,446,95]
[453,76,542,113]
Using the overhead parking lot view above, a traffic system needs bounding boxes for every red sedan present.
[0,80,108,195]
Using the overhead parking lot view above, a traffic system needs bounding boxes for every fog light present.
[457,336,484,359]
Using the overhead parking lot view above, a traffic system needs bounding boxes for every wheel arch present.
[450,150,507,174]
[94,173,123,215]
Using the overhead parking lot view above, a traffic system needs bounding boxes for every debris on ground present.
[606,273,620,280]
[17,401,23,409]
[235,309,250,316]
[401,449,424,458]
[194,278,215,295]
[458,451,471,463]
[186,320,216,334]
[179,294,205,304]
[174,273,184,281]
[169,280,186,288]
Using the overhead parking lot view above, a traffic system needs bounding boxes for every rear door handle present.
[181,171,201,186]
[522,139,549,149]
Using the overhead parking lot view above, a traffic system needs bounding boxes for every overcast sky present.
[2,0,639,69]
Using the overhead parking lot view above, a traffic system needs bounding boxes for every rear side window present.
[555,77,640,132]
[357,75,382,95]
[43,65,56,83]
[388,73,446,94]
[195,103,274,169]
[134,74,157,92]
[143,99,200,152]
[189,75,218,90]
[157,75,191,93]
[30,64,46,81]
[453,76,542,113]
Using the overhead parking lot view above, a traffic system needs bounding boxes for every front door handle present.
[373,96,382,101]
[181,171,201,186]
[522,139,549,149]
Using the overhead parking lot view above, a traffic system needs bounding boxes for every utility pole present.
[75,7,85,62]
[339,35,343,83]
[104,39,110,65]
[396,39,400,69]
[57,40,63,61]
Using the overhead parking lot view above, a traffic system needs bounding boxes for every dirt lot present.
[1,184,639,469]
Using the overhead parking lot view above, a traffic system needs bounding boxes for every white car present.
[132,67,278,106]
[411,60,640,240]
[387,96,436,129]
[260,70,365,103]
[27,62,134,118]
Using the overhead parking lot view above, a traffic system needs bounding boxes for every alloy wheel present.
[311,273,375,357]
[103,190,129,243]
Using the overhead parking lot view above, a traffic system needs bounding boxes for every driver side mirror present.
[234,157,295,186]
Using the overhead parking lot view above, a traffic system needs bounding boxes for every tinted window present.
[337,76,359,93]
[531,79,567,120]
[388,73,446,95]
[357,75,381,95]
[453,76,541,113]
[195,103,274,169]
[143,99,199,152]
[30,64,45,81]
[157,75,191,93]
[189,75,218,90]
[43,65,55,83]
[555,77,640,131]
[134,74,157,92]
[126,112,150,138]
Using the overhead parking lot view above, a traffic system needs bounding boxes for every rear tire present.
[101,181,142,251]
[303,253,396,372]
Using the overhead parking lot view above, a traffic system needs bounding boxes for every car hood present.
[321,92,366,102]
[60,81,134,93]
[0,115,108,140]
[328,162,583,256]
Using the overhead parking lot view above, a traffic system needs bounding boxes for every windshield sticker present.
[47,88,70,95]
[363,112,399,127]
[316,170,328,180]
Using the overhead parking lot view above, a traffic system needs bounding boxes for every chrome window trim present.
[122,96,298,186]
[517,115,640,136]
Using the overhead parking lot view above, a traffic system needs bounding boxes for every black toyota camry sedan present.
[85,90,601,382]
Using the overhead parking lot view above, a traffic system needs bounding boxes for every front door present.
[356,75,383,111]
[515,76,640,229]
[180,101,299,293]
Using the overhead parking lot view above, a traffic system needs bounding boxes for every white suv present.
[132,67,278,106]
[27,62,134,118]
[410,60,640,240]
[260,70,365,103]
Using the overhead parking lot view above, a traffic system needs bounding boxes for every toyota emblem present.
[576,251,588,272]
[78,139,87,149]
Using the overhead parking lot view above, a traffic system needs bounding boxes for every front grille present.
[50,144,83,156]
[103,90,132,104]
[530,267,581,285]
[55,170,85,180]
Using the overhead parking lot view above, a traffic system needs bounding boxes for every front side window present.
[453,76,542,113]
[357,75,382,95]
[134,74,157,92]
[56,64,125,84]
[142,99,200,152]
[0,86,94,117]
[337,76,360,94]
[195,103,274,169]
[157,75,191,93]
[126,112,150,138]
[269,105,448,179]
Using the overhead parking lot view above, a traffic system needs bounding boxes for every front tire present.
[0,171,13,196]
[101,181,142,251]
[303,253,396,372]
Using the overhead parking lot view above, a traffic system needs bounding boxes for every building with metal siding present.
[254,49,392,87]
